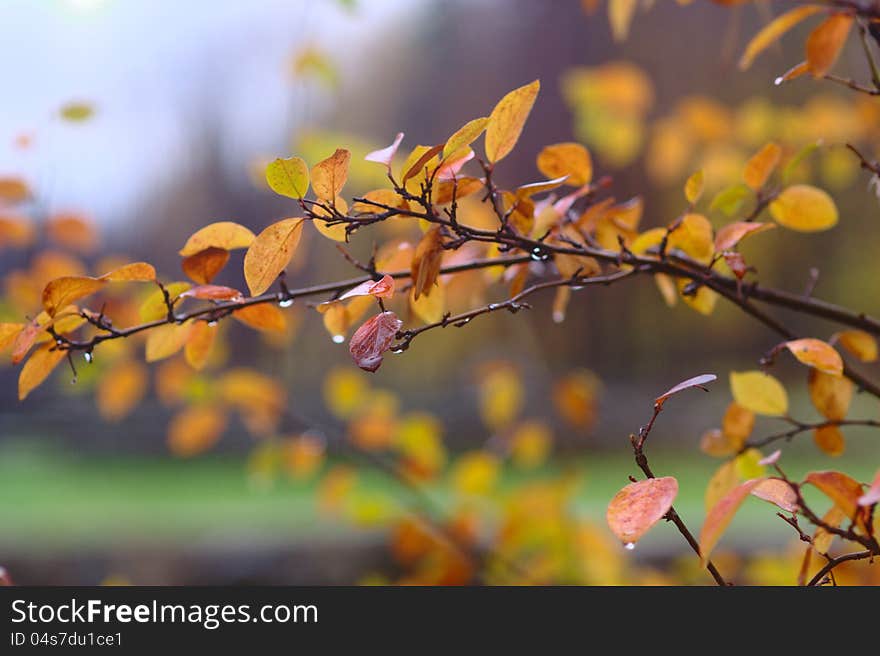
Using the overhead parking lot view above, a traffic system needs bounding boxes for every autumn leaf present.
[243,218,305,296]
[608,0,638,42]
[410,226,444,300]
[606,477,678,545]
[684,169,704,204]
[99,262,156,282]
[139,282,190,322]
[46,213,99,253]
[743,142,781,191]
[167,405,228,457]
[654,373,716,408]
[806,13,853,78]
[805,470,865,521]
[179,222,255,256]
[337,275,395,303]
[536,142,592,186]
[808,369,853,421]
[730,370,788,416]
[145,322,192,362]
[179,285,244,301]
[700,478,764,565]
[365,133,405,171]
[182,247,230,284]
[311,149,351,201]
[751,478,798,513]
[349,311,402,372]
[96,359,148,421]
[770,184,838,232]
[184,321,217,371]
[265,157,310,199]
[782,338,843,376]
[814,425,845,457]
[738,5,824,70]
[233,304,288,333]
[0,323,23,353]
[485,80,540,163]
[714,221,774,251]
[834,330,877,363]
[18,344,67,400]
[444,118,488,160]
[42,276,105,316]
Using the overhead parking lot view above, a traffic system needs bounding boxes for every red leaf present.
[349,311,402,372]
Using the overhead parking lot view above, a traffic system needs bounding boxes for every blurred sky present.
[0,0,423,222]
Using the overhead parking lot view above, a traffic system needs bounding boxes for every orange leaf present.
[606,477,678,545]
[233,304,287,333]
[0,323,23,353]
[184,321,217,370]
[42,276,105,316]
[182,247,230,284]
[700,478,764,565]
[96,359,148,421]
[805,470,864,520]
[834,330,878,363]
[179,222,255,256]
[806,13,853,78]
[808,369,853,420]
[243,218,305,296]
[814,424,845,457]
[782,338,843,376]
[536,142,592,186]
[485,80,540,163]
[167,405,227,457]
[18,344,66,400]
[743,142,782,191]
[99,261,156,282]
[410,226,444,300]
[738,4,825,70]
[46,212,99,253]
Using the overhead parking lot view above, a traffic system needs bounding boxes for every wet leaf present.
[349,311,402,372]
[606,477,678,545]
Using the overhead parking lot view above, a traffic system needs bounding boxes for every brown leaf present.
[349,311,402,372]
[606,477,678,545]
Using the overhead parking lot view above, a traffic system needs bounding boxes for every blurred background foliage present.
[1,0,879,584]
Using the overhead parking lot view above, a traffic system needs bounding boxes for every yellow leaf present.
[678,279,718,316]
[145,322,192,363]
[179,222,255,256]
[808,369,853,421]
[536,142,593,186]
[451,451,500,496]
[410,226,444,300]
[311,148,351,201]
[99,262,156,282]
[485,80,540,163]
[322,367,369,419]
[735,448,766,479]
[509,420,552,469]
[243,218,305,296]
[722,401,755,447]
[806,13,853,78]
[265,156,309,199]
[805,470,865,521]
[738,5,825,70]
[814,425,845,457]
[444,117,489,159]
[139,282,190,322]
[700,428,739,458]
[684,169,704,204]
[59,101,95,122]
[478,362,523,431]
[409,282,445,324]
[743,142,781,191]
[667,213,714,264]
[782,338,843,376]
[312,197,350,242]
[0,323,23,353]
[834,330,878,363]
[607,477,678,545]
[167,405,228,457]
[700,478,764,565]
[770,185,838,232]
[730,370,788,416]
[18,344,66,400]
[96,359,148,421]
